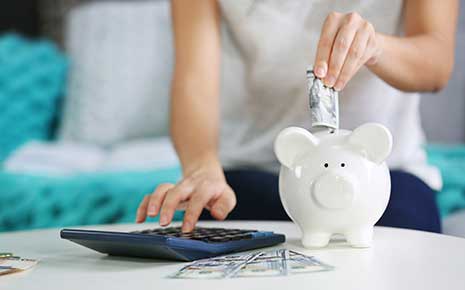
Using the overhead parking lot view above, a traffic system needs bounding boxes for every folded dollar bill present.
[307,67,339,129]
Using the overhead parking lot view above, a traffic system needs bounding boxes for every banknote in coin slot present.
[307,67,339,129]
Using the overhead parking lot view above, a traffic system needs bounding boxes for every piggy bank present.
[274,123,393,248]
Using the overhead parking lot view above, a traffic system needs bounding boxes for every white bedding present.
[3,137,179,176]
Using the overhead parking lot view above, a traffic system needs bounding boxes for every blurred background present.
[0,0,464,236]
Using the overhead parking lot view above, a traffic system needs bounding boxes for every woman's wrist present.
[181,152,223,177]
[366,32,385,67]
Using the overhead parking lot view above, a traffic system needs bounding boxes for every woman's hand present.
[314,12,383,91]
[135,158,236,232]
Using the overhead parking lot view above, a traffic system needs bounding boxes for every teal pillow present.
[0,167,183,232]
[0,34,68,162]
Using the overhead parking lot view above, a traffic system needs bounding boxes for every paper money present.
[236,249,333,277]
[169,252,262,279]
[0,253,13,259]
[234,249,288,277]
[307,67,339,129]
[0,256,38,276]
[287,250,334,274]
[169,249,333,279]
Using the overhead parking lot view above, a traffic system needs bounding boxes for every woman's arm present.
[170,0,221,170]
[136,0,236,232]
[314,0,458,92]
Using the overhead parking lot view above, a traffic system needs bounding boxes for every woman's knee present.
[223,169,289,220]
[377,170,441,233]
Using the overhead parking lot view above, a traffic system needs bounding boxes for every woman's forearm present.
[170,76,220,173]
[368,33,455,92]
[142,1,235,232]
[170,0,221,174]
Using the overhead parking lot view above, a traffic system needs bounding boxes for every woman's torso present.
[217,0,442,190]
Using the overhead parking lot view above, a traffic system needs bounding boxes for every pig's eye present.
[340,163,346,167]
[324,163,329,168]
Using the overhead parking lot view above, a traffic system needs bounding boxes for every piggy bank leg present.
[301,232,331,248]
[345,227,374,248]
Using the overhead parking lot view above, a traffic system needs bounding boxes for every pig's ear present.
[274,127,319,168]
[348,123,393,164]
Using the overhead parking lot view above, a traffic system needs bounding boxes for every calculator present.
[60,226,286,261]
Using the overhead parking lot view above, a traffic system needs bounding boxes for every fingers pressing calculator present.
[61,226,286,261]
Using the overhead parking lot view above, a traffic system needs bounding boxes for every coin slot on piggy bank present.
[274,123,393,248]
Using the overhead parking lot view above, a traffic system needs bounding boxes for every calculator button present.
[234,234,253,240]
[223,235,236,239]
[131,226,270,244]
[227,231,241,235]
[227,235,244,241]
[240,229,258,232]
[192,234,206,238]
[179,233,193,238]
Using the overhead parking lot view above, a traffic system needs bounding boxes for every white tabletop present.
[1,221,465,290]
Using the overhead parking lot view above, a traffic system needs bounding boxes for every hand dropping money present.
[307,67,339,129]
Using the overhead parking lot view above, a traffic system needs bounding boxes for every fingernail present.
[315,66,326,77]
[334,80,344,91]
[214,207,225,218]
[325,75,336,87]
[148,205,156,215]
[159,215,168,226]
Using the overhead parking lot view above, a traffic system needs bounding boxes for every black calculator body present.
[60,226,286,261]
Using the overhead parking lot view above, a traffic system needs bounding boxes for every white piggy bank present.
[274,123,393,248]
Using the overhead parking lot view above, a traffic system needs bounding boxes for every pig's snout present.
[312,173,355,209]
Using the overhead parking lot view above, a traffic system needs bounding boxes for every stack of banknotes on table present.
[169,249,334,279]
[0,253,38,276]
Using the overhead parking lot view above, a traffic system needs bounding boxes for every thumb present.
[209,188,236,220]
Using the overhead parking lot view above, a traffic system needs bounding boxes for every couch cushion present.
[58,0,173,145]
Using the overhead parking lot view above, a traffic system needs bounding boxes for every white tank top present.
[217,0,442,190]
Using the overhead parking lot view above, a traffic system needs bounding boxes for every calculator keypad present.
[131,227,258,243]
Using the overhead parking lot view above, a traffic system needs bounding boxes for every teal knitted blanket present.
[426,144,465,217]
[0,167,183,232]
[0,34,68,162]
